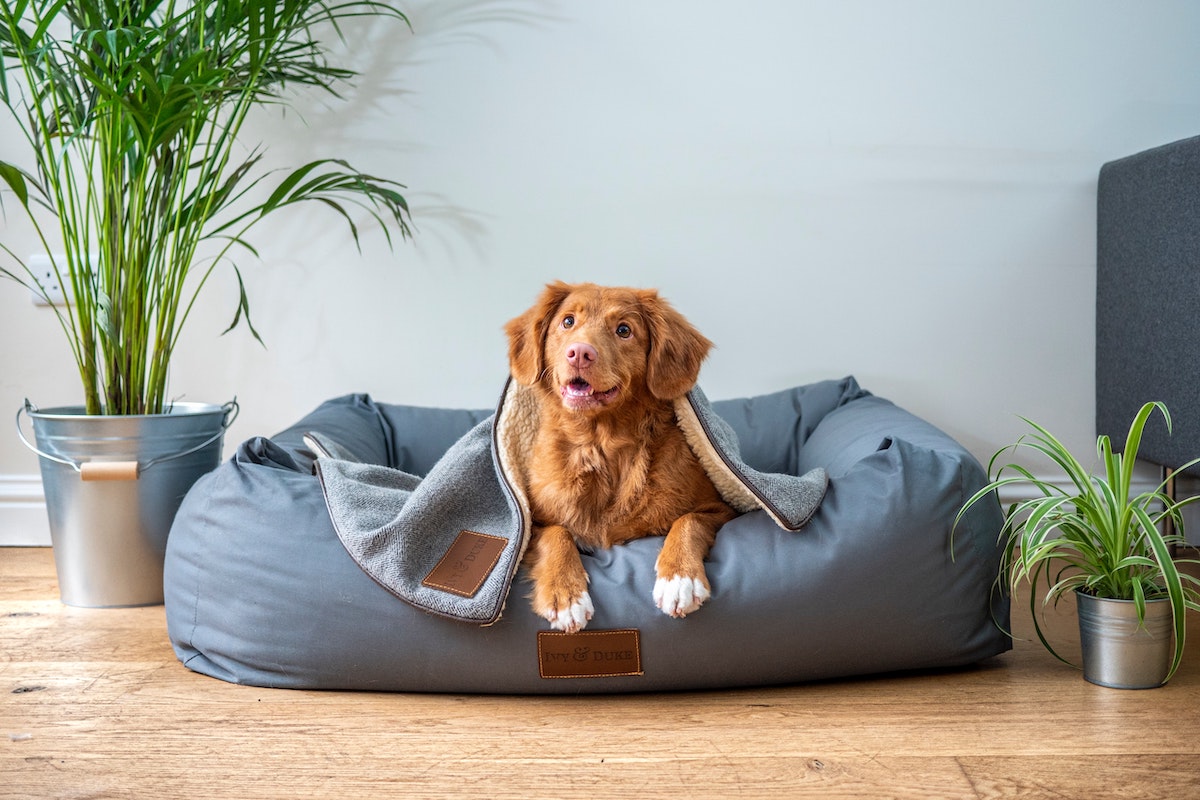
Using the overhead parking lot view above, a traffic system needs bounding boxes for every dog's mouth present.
[561,377,620,409]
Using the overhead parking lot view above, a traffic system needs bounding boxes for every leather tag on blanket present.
[422,530,507,598]
[537,629,643,679]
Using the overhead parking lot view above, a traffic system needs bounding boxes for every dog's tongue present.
[562,378,620,408]
[565,378,594,397]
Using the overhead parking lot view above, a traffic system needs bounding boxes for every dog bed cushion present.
[164,376,1010,693]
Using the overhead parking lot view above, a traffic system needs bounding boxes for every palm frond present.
[0,0,414,414]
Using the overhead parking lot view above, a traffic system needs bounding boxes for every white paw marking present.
[653,575,710,618]
[543,590,594,633]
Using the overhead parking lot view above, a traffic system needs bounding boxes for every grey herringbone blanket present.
[313,379,827,625]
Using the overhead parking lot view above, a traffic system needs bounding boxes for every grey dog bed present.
[164,376,1010,693]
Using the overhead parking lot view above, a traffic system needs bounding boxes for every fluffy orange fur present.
[505,281,737,632]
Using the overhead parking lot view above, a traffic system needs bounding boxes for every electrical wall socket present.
[29,253,74,306]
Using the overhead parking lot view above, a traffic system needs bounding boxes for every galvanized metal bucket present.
[1076,591,1174,689]
[17,400,238,608]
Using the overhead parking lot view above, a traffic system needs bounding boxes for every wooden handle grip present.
[80,461,139,481]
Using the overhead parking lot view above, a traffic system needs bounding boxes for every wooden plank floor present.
[3,546,1199,799]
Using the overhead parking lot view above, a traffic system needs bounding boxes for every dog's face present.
[505,281,713,411]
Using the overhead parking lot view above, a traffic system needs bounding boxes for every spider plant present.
[957,401,1200,683]
[0,0,413,415]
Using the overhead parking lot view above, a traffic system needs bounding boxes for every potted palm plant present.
[0,0,414,606]
[959,402,1200,688]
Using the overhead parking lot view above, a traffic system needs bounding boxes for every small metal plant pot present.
[1076,591,1174,689]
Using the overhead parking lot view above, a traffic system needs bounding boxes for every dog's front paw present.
[527,526,593,633]
[653,574,710,618]
[536,590,594,633]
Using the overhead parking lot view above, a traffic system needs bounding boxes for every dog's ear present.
[640,290,713,400]
[505,281,573,385]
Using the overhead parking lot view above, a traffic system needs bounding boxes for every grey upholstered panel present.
[164,377,1010,693]
[1097,134,1200,473]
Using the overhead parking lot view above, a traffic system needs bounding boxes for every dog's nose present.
[565,342,597,369]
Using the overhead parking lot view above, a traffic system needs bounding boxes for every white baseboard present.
[993,475,1158,506]
[0,471,1194,548]
[0,474,51,546]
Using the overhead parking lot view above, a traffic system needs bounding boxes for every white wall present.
[3,0,1200,543]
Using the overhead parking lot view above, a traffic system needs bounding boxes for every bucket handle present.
[16,399,239,481]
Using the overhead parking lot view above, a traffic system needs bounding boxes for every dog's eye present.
[615,323,632,339]
[562,315,575,329]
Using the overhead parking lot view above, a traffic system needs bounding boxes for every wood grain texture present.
[3,547,1199,799]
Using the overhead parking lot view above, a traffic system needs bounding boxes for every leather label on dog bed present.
[422,530,507,598]
[537,629,643,679]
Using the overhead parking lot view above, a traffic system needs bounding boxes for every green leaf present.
[0,160,31,206]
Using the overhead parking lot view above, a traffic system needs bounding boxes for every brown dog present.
[505,281,738,632]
